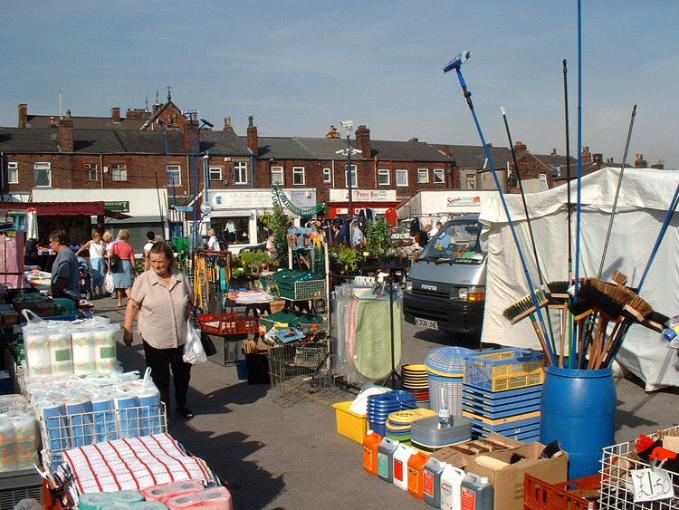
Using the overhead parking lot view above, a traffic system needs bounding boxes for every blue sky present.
[1,0,678,168]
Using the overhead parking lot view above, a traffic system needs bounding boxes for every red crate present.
[198,313,259,336]
[524,473,600,510]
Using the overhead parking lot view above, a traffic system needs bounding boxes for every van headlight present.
[405,280,413,292]
[459,286,485,302]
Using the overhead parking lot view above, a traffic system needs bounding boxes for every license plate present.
[415,318,438,330]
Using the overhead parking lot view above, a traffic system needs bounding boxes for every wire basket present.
[39,403,168,468]
[599,426,679,509]
[464,348,545,392]
[267,342,335,407]
[274,279,326,301]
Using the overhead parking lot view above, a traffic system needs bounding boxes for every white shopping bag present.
[103,273,115,294]
[182,320,207,365]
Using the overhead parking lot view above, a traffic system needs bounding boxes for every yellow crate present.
[332,401,368,444]
[464,348,545,392]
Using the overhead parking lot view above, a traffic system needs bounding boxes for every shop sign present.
[104,201,130,213]
[446,195,481,207]
[329,189,396,202]
[211,190,316,210]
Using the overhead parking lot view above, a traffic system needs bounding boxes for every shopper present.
[76,232,105,297]
[207,228,220,251]
[351,221,366,248]
[143,231,156,271]
[110,229,136,308]
[123,241,194,419]
[49,230,81,305]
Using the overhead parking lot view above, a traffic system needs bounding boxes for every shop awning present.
[0,201,131,219]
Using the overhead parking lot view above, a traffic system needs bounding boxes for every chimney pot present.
[325,125,340,139]
[514,140,527,153]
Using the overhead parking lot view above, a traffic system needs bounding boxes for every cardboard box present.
[464,443,568,510]
[432,433,525,462]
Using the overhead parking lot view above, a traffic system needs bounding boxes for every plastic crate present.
[524,473,600,510]
[275,279,326,301]
[197,313,259,336]
[0,468,42,508]
[332,401,368,444]
[464,348,545,392]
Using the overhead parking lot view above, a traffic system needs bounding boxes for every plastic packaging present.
[94,324,119,372]
[460,473,494,510]
[377,437,399,482]
[362,432,382,475]
[407,451,431,499]
[71,326,97,375]
[48,326,73,376]
[393,443,414,490]
[440,465,465,510]
[142,479,204,502]
[423,456,447,508]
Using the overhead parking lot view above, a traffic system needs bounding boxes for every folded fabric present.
[63,433,213,494]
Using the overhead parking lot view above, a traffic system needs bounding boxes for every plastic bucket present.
[540,366,615,479]
[235,359,248,380]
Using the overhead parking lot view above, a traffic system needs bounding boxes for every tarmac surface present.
[98,298,679,510]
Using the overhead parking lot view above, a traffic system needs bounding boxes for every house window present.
[433,168,445,184]
[417,168,429,184]
[344,165,357,187]
[465,174,476,190]
[271,166,284,185]
[396,169,408,187]
[84,163,98,182]
[167,165,181,187]
[209,167,222,183]
[8,162,18,184]
[292,166,305,185]
[234,161,248,184]
[377,169,390,185]
[34,162,51,187]
[111,164,128,182]
[322,167,331,183]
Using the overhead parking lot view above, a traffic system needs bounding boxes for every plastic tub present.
[332,401,368,444]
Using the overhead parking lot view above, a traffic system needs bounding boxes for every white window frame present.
[465,173,476,190]
[292,166,305,186]
[8,162,18,184]
[396,169,408,187]
[34,162,52,188]
[344,164,357,188]
[271,166,284,185]
[322,167,331,184]
[378,168,390,186]
[111,163,128,182]
[417,168,429,184]
[84,163,98,182]
[167,164,181,187]
[234,161,248,185]
[209,167,222,183]
[433,168,445,184]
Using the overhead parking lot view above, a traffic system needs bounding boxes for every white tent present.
[479,167,679,390]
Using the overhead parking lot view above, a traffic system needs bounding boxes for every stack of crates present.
[461,348,545,443]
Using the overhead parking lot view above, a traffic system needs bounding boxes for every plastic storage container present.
[407,451,430,499]
[377,437,399,482]
[440,465,466,510]
[540,365,615,479]
[362,432,382,475]
[460,473,493,510]
[393,443,414,490]
[411,413,472,452]
[332,401,368,444]
[423,456,447,508]
[464,348,545,392]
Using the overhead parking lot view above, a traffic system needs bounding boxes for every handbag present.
[109,243,121,271]
[200,330,217,357]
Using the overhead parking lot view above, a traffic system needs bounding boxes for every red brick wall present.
[513,154,554,188]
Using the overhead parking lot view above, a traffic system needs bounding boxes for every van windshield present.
[419,218,486,264]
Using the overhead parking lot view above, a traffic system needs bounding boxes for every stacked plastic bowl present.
[385,408,438,444]
[367,391,417,436]
[401,364,430,406]
[425,346,473,415]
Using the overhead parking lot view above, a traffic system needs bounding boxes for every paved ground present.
[97,298,679,510]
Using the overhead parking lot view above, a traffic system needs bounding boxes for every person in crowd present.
[143,231,156,271]
[207,228,220,251]
[429,221,443,239]
[123,241,194,419]
[351,221,366,248]
[49,230,81,305]
[330,222,343,245]
[25,239,40,268]
[110,229,137,308]
[265,233,277,259]
[418,228,430,247]
[76,231,105,297]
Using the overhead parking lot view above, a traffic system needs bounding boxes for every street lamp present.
[335,120,361,220]
[190,117,213,250]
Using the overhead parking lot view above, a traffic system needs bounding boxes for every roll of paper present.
[136,389,162,436]
[49,329,73,376]
[114,392,140,439]
[78,492,112,510]
[9,411,39,469]
[24,331,51,378]
[91,395,116,443]
[94,326,119,373]
[71,329,97,375]
[38,400,69,452]
[142,479,204,502]
[66,396,94,447]
[165,487,233,510]
[131,502,169,509]
[109,490,144,503]
[0,413,17,472]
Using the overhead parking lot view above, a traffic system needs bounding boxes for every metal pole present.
[347,133,353,220]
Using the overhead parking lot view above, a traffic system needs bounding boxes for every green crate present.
[275,279,326,301]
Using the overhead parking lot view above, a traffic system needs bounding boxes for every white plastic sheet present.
[480,167,679,389]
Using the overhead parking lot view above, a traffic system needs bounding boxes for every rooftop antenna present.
[155,89,160,105]
[166,85,172,102]
[59,90,62,119]
[145,96,149,112]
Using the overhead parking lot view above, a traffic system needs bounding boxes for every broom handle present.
[529,313,555,366]
[597,321,623,370]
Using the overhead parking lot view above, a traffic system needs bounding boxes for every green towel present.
[352,299,402,379]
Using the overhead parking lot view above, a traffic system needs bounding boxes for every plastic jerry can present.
[423,456,447,508]
[392,443,414,490]
[460,473,494,510]
[362,432,382,475]
[440,465,465,510]
[407,451,431,499]
[377,437,399,482]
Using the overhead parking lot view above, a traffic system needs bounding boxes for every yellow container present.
[332,401,368,444]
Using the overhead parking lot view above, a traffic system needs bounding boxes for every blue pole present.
[449,62,556,365]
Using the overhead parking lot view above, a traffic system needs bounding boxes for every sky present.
[1,0,678,168]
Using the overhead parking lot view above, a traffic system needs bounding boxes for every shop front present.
[207,188,317,254]
[327,189,400,219]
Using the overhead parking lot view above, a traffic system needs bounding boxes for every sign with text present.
[329,189,397,202]
[631,468,674,503]
[446,195,481,208]
[210,189,316,210]
[104,201,130,213]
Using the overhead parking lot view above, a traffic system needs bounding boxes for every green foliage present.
[364,220,393,256]
[271,201,292,266]
[329,245,363,272]
[239,250,275,270]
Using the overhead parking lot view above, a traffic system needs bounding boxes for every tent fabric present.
[479,167,679,390]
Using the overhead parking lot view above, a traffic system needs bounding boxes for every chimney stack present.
[183,118,198,152]
[593,153,603,165]
[514,140,527,153]
[223,116,236,134]
[634,153,647,168]
[18,104,28,128]
[58,110,74,152]
[651,162,664,170]
[355,125,372,158]
[581,146,592,164]
[247,116,258,155]
[551,148,557,156]
[111,107,121,123]
[325,125,340,139]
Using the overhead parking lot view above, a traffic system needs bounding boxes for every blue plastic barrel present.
[235,359,248,380]
[540,366,616,479]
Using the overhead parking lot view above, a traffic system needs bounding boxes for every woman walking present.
[110,229,136,307]
[123,242,195,419]
[76,232,105,297]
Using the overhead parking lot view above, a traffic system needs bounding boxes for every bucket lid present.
[425,346,473,374]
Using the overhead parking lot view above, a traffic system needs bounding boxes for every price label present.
[631,468,675,503]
